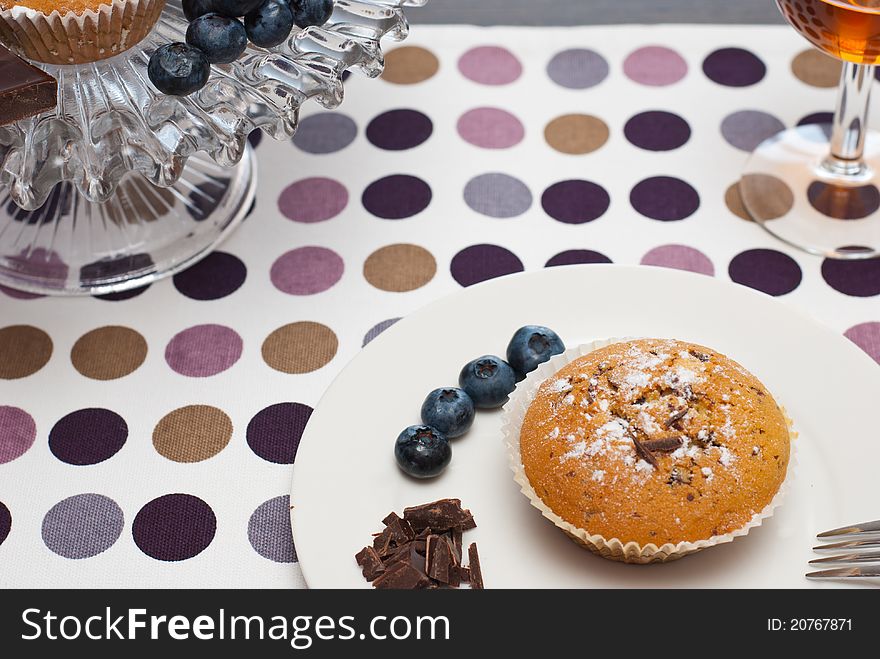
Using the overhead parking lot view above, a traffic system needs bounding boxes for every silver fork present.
[807,520,880,579]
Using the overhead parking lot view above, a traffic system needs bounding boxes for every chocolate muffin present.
[518,338,791,552]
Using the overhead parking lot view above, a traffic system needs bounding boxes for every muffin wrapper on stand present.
[0,0,165,65]
[501,337,797,564]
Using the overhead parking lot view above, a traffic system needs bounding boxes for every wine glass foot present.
[741,124,880,260]
[0,146,256,296]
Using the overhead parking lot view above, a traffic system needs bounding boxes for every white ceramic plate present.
[291,265,879,588]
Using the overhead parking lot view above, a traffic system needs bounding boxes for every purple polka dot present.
[457,107,524,149]
[278,177,348,224]
[721,110,785,151]
[8,248,68,283]
[81,253,151,282]
[366,109,433,151]
[729,249,802,296]
[541,180,610,224]
[42,494,124,559]
[545,250,612,267]
[248,129,262,149]
[458,46,522,85]
[95,285,150,302]
[641,244,715,276]
[450,244,524,287]
[132,493,216,562]
[798,111,833,127]
[363,318,401,347]
[624,111,691,151]
[173,251,246,301]
[0,501,10,546]
[624,46,688,86]
[362,175,431,220]
[0,406,36,464]
[0,285,42,300]
[165,324,243,377]
[845,322,880,364]
[630,177,700,221]
[49,408,127,466]
[248,495,297,563]
[188,178,233,222]
[247,402,312,464]
[547,48,609,89]
[270,247,344,295]
[293,113,357,154]
[822,253,880,297]
[703,48,766,87]
[464,173,532,218]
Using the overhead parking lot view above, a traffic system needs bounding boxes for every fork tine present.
[813,538,880,551]
[809,551,880,565]
[806,565,880,579]
[817,520,880,538]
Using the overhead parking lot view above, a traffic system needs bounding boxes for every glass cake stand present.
[0,0,423,295]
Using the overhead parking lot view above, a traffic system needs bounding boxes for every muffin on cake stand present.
[0,0,424,295]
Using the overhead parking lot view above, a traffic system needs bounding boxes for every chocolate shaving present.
[629,434,658,468]
[467,543,484,590]
[426,534,460,586]
[689,349,710,362]
[664,407,688,428]
[382,512,415,544]
[642,436,684,453]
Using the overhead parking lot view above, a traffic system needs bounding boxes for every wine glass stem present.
[823,61,875,179]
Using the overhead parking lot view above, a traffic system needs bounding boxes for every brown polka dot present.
[363,244,436,292]
[262,322,338,374]
[71,326,147,380]
[152,405,232,463]
[382,46,439,85]
[105,179,175,226]
[808,181,880,219]
[0,325,52,379]
[544,114,609,155]
[726,175,794,222]
[791,49,841,88]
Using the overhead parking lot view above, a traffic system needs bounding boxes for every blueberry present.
[458,355,517,409]
[211,0,265,16]
[506,325,565,380]
[420,388,475,439]
[148,43,211,96]
[290,0,334,28]
[183,0,218,21]
[394,425,451,479]
[186,14,248,64]
[244,0,294,48]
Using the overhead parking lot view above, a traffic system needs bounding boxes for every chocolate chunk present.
[355,546,386,581]
[372,527,395,557]
[664,408,688,428]
[689,349,710,362]
[629,434,658,468]
[467,543,484,590]
[403,499,476,532]
[0,45,57,126]
[382,512,415,544]
[642,436,683,453]
[372,562,431,590]
[459,566,471,583]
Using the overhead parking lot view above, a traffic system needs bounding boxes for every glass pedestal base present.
[0,146,255,296]
[741,124,880,259]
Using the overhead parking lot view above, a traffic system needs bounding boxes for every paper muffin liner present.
[0,0,165,65]
[501,337,798,564]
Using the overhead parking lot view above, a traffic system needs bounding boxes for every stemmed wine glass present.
[741,0,880,258]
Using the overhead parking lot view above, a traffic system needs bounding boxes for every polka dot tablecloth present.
[1,25,879,588]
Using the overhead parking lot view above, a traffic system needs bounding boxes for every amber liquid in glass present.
[778,0,880,63]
